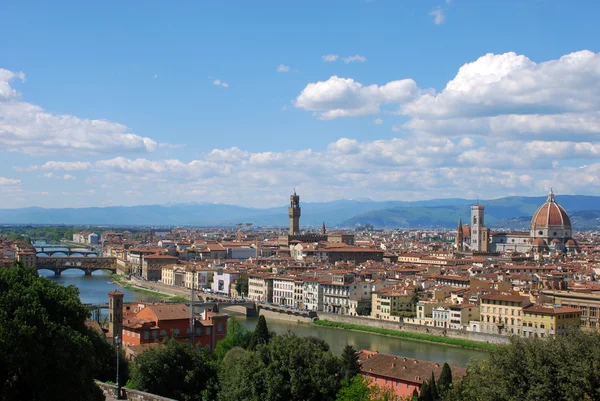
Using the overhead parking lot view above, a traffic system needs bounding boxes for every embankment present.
[258,308,314,324]
[315,313,508,350]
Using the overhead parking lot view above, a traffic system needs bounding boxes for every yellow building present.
[542,290,600,330]
[371,288,413,321]
[522,305,581,338]
[479,294,532,335]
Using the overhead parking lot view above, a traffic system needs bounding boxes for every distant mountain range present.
[1,195,599,229]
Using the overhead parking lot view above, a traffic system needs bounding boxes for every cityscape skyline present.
[1,1,600,209]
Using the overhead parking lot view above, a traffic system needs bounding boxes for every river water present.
[42,271,487,367]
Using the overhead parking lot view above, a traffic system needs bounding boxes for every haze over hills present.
[1,195,600,229]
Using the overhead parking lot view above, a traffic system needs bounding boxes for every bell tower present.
[288,189,301,235]
[108,290,124,345]
[455,218,464,252]
[471,204,484,252]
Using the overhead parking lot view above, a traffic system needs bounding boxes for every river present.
[43,271,487,367]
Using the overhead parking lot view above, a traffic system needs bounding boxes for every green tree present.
[130,338,217,401]
[412,388,420,401]
[235,277,249,298]
[429,371,439,400]
[410,290,421,314]
[87,327,130,385]
[437,363,452,396]
[336,375,370,401]
[214,316,252,360]
[340,345,361,382]
[419,381,432,401]
[454,331,600,401]
[0,263,104,401]
[219,333,342,401]
[248,315,271,349]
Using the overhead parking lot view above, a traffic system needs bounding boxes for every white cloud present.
[322,55,339,62]
[213,79,229,87]
[40,161,91,171]
[294,76,420,119]
[343,55,367,64]
[372,118,383,125]
[429,6,445,24]
[0,68,160,155]
[0,177,20,185]
[276,64,290,72]
[63,174,76,180]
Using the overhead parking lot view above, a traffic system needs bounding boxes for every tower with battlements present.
[288,190,301,235]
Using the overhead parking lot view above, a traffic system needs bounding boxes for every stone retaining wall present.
[96,381,177,401]
[259,309,314,324]
[317,312,509,345]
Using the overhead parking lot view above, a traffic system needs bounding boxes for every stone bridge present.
[36,256,116,276]
[36,248,99,257]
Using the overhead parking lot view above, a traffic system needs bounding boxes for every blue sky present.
[1,0,600,208]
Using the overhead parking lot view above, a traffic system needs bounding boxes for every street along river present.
[43,270,487,367]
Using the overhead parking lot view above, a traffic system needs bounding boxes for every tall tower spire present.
[288,190,301,235]
[321,221,326,235]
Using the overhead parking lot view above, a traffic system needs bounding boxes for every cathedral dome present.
[531,189,571,231]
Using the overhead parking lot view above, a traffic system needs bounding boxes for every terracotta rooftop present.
[358,350,466,385]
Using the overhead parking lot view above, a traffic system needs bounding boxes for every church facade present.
[456,189,579,254]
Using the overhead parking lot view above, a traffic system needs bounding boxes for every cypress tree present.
[430,371,439,400]
[412,388,419,401]
[249,315,270,349]
[437,363,453,395]
[340,345,361,382]
[419,381,432,401]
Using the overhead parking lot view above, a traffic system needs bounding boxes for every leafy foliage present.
[214,316,252,360]
[451,331,600,401]
[0,264,106,400]
[129,338,217,401]
[218,333,343,401]
[235,277,249,297]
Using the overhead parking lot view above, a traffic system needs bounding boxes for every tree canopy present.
[214,316,252,360]
[219,333,343,401]
[450,331,600,401]
[0,264,105,401]
[129,338,217,401]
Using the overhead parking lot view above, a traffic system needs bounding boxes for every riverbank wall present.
[317,313,509,345]
[259,309,314,324]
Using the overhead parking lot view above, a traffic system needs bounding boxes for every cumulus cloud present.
[63,174,76,180]
[429,6,445,24]
[296,50,600,141]
[294,76,420,119]
[276,64,290,72]
[343,55,367,64]
[0,68,160,155]
[372,118,383,125]
[322,54,339,62]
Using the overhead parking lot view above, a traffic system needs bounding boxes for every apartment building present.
[521,305,581,338]
[248,273,273,302]
[302,278,324,312]
[479,294,532,335]
[322,273,371,315]
[271,276,294,307]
